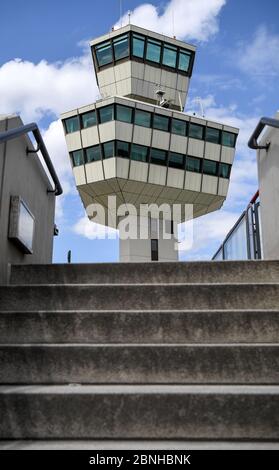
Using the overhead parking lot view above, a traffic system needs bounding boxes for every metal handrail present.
[212,191,260,260]
[0,122,63,196]
[248,117,279,150]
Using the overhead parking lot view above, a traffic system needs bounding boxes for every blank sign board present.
[9,196,35,254]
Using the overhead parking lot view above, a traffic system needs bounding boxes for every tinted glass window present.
[65,116,80,133]
[85,145,101,163]
[116,141,130,159]
[162,45,177,68]
[132,34,145,58]
[172,118,187,136]
[169,152,185,169]
[113,34,129,61]
[150,148,167,165]
[203,159,218,176]
[151,239,159,261]
[116,105,133,123]
[72,150,84,166]
[153,114,169,132]
[131,144,149,162]
[206,127,220,144]
[134,109,152,128]
[81,111,97,129]
[178,51,191,72]
[98,105,114,124]
[189,123,204,140]
[146,39,161,63]
[219,163,231,179]
[186,156,201,173]
[95,41,113,67]
[222,131,236,148]
[103,141,114,159]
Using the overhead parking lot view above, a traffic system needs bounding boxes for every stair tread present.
[1,343,279,347]
[1,308,279,312]
[2,384,279,394]
[1,440,279,450]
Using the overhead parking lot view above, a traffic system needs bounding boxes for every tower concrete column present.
[119,215,179,262]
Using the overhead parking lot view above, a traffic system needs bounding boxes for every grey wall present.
[257,112,279,259]
[0,116,56,284]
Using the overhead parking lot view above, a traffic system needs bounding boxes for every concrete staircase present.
[0,260,279,449]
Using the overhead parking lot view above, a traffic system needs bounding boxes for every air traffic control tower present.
[61,24,239,261]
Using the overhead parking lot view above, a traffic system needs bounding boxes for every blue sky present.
[1,0,279,262]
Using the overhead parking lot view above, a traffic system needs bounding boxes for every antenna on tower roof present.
[120,0,123,27]
[193,97,205,118]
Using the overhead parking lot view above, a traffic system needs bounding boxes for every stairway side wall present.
[0,116,56,284]
[257,112,279,259]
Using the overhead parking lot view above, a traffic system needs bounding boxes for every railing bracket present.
[26,143,41,154]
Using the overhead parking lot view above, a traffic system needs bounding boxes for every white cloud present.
[237,26,279,77]
[0,52,99,122]
[115,0,226,42]
[73,216,118,240]
[180,210,240,259]
[42,120,72,187]
[41,119,76,221]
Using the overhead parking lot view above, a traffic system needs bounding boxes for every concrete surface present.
[0,116,56,284]
[0,344,278,384]
[1,385,279,439]
[1,310,279,344]
[10,260,279,285]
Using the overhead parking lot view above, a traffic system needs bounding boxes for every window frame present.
[178,50,192,73]
[93,32,195,77]
[219,162,231,179]
[130,143,149,163]
[171,118,188,136]
[112,33,130,62]
[115,140,130,159]
[162,43,178,69]
[146,38,162,64]
[203,159,218,177]
[71,149,84,167]
[102,141,115,160]
[222,131,237,148]
[98,104,115,124]
[95,40,113,67]
[205,127,221,145]
[134,109,152,128]
[168,151,185,170]
[153,113,170,133]
[131,32,146,59]
[115,104,134,124]
[150,147,168,166]
[85,145,102,163]
[81,110,97,129]
[185,155,201,173]
[188,123,205,141]
[64,116,80,134]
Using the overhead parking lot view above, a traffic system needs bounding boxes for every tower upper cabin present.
[90,24,196,111]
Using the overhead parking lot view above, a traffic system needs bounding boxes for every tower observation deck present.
[61,24,239,261]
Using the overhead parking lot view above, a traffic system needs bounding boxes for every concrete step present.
[9,260,279,285]
[1,283,279,311]
[1,310,279,344]
[1,440,279,450]
[0,344,279,384]
[1,384,279,439]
